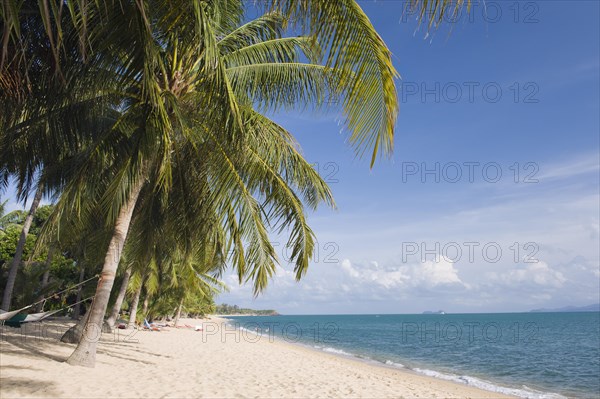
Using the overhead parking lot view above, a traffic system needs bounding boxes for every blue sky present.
[218,1,600,314]
[3,1,599,314]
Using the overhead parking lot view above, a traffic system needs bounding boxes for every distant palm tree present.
[0,200,10,231]
[0,184,43,310]
[104,266,131,330]
[133,243,226,328]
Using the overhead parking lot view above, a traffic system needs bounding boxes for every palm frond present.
[223,36,321,68]
[227,63,329,112]
[268,0,399,166]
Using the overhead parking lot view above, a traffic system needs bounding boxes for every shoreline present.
[207,317,515,398]
[1,317,513,398]
[220,317,557,399]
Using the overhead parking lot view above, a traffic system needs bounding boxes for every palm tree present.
[108,199,228,330]
[0,1,120,310]
[105,267,131,330]
[0,0,475,368]
[1,184,43,310]
[0,200,6,227]
[132,242,225,326]
[2,2,394,368]
[126,271,146,329]
[40,4,353,368]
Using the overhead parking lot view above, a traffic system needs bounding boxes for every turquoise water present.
[226,313,600,398]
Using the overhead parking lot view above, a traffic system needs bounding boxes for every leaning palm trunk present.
[174,299,183,327]
[72,266,85,319]
[127,283,143,329]
[1,183,44,311]
[66,178,144,367]
[41,246,54,288]
[141,295,149,320]
[41,268,51,288]
[105,268,131,330]
[35,246,55,312]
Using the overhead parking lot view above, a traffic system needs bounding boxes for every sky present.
[4,1,599,314]
[217,0,600,314]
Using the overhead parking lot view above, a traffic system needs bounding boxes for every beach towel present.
[143,319,160,331]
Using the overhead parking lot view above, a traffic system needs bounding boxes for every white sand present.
[0,317,510,398]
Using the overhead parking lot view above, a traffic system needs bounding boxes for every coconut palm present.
[105,266,131,329]
[130,243,226,327]
[0,200,6,227]
[39,4,342,368]
[0,0,475,369]
[0,1,121,310]
[0,184,43,310]
[118,187,230,327]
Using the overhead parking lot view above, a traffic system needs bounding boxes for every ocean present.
[225,313,600,398]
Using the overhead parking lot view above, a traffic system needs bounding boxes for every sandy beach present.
[0,317,510,398]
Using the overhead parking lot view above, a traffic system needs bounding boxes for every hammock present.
[23,309,63,322]
[0,305,33,321]
[0,275,99,327]
[2,297,93,328]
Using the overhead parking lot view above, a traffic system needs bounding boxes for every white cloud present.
[537,153,599,181]
[410,259,465,288]
[340,259,360,278]
[501,261,566,288]
[338,258,465,290]
[218,253,598,314]
[217,152,599,313]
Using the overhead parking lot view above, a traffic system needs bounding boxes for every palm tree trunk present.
[127,283,143,329]
[66,178,144,367]
[105,268,131,329]
[41,246,54,287]
[72,265,85,319]
[35,246,55,312]
[141,294,149,321]
[1,183,44,311]
[174,299,183,327]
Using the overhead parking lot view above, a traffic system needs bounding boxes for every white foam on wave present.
[384,360,406,368]
[238,326,262,337]
[321,347,353,356]
[413,368,566,399]
[245,325,566,399]
[313,347,563,399]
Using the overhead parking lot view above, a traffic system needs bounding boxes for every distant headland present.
[214,304,280,316]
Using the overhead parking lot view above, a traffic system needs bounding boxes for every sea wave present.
[413,368,566,399]
[321,346,353,356]
[238,326,262,337]
[384,360,405,368]
[232,320,569,399]
[313,343,563,399]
